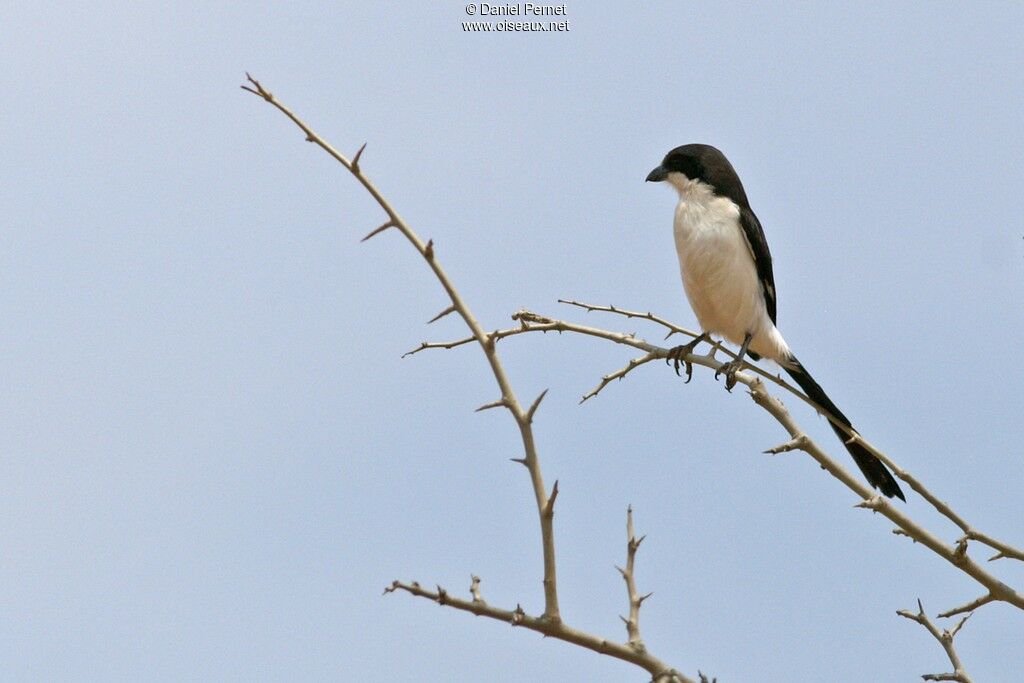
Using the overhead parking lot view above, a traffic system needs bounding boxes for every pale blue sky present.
[3,3,1023,681]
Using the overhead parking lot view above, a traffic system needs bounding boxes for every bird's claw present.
[666,340,702,383]
[714,359,743,391]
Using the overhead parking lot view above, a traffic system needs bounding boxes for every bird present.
[646,143,905,500]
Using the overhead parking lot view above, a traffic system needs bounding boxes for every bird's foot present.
[714,359,744,392]
[665,335,708,383]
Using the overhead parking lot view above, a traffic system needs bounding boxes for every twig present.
[402,336,475,357]
[384,580,694,683]
[938,593,995,619]
[558,299,698,340]
[897,600,973,682]
[617,506,653,653]
[582,352,658,403]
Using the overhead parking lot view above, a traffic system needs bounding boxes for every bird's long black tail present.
[784,355,905,501]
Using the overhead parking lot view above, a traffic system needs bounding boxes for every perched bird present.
[646,144,904,500]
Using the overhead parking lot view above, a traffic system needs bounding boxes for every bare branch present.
[620,506,651,653]
[964,530,1024,563]
[498,308,1024,614]
[549,299,1023,572]
[746,377,1024,613]
[557,299,698,340]
[244,75,564,619]
[403,337,475,357]
[384,580,695,683]
[247,77,1019,681]
[897,600,973,682]
[581,352,658,403]
[939,593,995,618]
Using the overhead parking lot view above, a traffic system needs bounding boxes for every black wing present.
[739,207,777,325]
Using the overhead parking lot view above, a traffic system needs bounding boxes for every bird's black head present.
[646,143,749,207]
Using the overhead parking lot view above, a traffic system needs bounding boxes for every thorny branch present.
[410,305,1023,618]
[243,75,698,683]
[244,75,1021,678]
[557,304,1022,566]
[898,600,973,682]
[499,307,1019,618]
[618,506,653,653]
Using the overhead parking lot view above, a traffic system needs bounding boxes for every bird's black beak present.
[646,165,668,182]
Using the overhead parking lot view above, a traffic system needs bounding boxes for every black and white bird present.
[646,143,904,500]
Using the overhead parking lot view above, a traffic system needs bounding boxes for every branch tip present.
[938,593,994,618]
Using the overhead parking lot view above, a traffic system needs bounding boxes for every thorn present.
[526,389,549,421]
[470,574,485,604]
[475,399,507,413]
[764,435,808,455]
[639,591,654,603]
[853,496,883,511]
[424,239,434,260]
[544,480,559,517]
[351,142,367,171]
[954,537,969,562]
[428,305,457,324]
[615,564,626,577]
[383,580,399,595]
[510,457,528,467]
[436,585,448,604]
[664,329,676,340]
[361,220,395,242]
[949,611,973,637]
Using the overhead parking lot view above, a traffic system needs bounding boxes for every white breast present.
[670,177,790,362]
